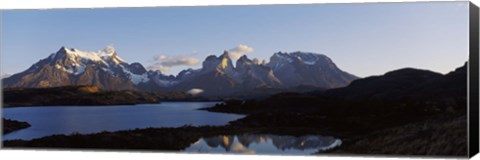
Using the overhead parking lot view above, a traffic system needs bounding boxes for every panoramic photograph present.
[1,1,470,156]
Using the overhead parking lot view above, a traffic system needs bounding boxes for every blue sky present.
[1,1,469,77]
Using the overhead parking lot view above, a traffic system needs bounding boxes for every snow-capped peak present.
[97,46,126,64]
[269,51,330,66]
[55,46,127,65]
[50,46,149,85]
[59,46,104,62]
[102,45,116,55]
[272,52,293,63]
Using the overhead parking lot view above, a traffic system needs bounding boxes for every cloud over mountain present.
[228,44,254,60]
[148,55,200,72]
[147,65,170,73]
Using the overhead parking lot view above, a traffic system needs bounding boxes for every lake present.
[3,102,244,140]
[183,134,342,155]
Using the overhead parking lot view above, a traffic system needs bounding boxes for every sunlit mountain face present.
[2,46,357,98]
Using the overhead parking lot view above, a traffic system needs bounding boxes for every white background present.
[0,0,479,160]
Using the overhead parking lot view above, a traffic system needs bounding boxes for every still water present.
[3,102,244,140]
[184,134,342,155]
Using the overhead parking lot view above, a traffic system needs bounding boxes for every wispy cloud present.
[148,55,200,73]
[228,44,254,60]
[160,55,200,67]
[153,55,167,61]
[191,50,199,55]
[146,65,169,73]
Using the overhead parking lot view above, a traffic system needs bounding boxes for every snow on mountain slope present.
[56,46,151,84]
[2,46,148,90]
[3,47,358,98]
[267,51,358,88]
[1,73,12,79]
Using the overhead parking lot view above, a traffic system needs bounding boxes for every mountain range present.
[2,46,358,98]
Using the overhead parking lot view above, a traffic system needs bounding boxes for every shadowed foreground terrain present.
[2,85,207,107]
[2,116,466,156]
[3,126,322,151]
[327,116,466,156]
[203,64,468,156]
[2,64,468,156]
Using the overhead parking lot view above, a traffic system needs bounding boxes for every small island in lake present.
[3,118,31,134]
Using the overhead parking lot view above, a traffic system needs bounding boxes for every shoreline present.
[2,92,468,156]
[2,125,341,152]
[3,86,221,108]
[2,111,467,156]
[3,100,222,108]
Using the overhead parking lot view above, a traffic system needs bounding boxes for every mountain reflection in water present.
[184,134,342,155]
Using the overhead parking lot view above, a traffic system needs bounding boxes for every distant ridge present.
[2,46,358,98]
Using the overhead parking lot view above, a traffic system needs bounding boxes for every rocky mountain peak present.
[4,47,360,98]
[266,51,358,88]
[237,55,250,61]
[219,52,232,70]
[236,55,255,71]
[220,50,229,58]
[53,46,70,59]
[58,46,69,52]
[252,58,261,65]
[202,51,234,73]
[202,55,218,71]
[53,46,126,65]
[237,55,253,64]
[269,52,293,66]
[128,62,147,75]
